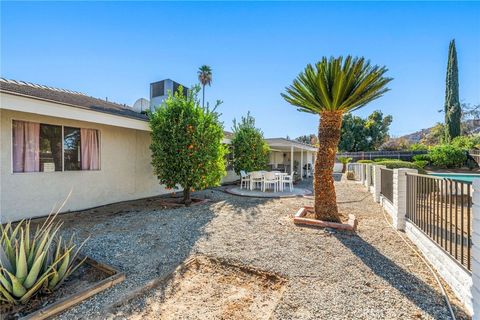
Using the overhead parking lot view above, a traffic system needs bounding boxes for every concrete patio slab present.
[225,186,312,198]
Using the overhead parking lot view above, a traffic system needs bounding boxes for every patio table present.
[249,171,288,192]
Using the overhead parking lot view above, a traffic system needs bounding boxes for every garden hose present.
[381,208,457,320]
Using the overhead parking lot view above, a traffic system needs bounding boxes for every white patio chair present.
[250,171,263,190]
[240,170,250,189]
[262,172,278,192]
[282,173,294,192]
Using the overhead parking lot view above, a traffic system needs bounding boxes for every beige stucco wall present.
[0,109,169,222]
[222,170,239,183]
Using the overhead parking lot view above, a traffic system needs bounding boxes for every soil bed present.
[155,197,208,208]
[1,263,108,320]
[112,256,286,320]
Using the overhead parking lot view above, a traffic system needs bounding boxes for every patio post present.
[300,149,304,180]
[290,145,294,176]
[306,151,310,177]
[472,178,480,319]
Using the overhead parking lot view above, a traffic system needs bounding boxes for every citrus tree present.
[282,56,392,222]
[149,86,227,205]
[231,112,270,174]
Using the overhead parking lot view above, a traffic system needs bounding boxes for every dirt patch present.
[0,263,109,319]
[155,197,209,208]
[113,256,286,320]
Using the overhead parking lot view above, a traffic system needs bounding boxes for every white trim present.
[1,92,150,131]
[265,138,317,152]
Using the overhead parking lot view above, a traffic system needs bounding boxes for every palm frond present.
[282,56,392,114]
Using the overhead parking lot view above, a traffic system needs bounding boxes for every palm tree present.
[282,56,392,222]
[338,156,353,173]
[198,65,212,107]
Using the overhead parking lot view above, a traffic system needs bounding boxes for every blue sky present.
[1,1,479,138]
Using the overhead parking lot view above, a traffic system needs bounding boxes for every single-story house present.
[0,79,317,223]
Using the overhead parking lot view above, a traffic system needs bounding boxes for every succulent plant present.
[0,215,87,305]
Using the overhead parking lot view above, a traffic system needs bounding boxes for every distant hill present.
[398,119,480,143]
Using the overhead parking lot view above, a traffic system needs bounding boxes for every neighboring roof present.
[223,131,234,139]
[265,138,317,152]
[0,78,147,121]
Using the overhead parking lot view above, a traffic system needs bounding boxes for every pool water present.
[430,173,480,183]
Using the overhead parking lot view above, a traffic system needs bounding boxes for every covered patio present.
[265,138,317,180]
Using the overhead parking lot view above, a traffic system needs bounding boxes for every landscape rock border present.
[293,206,357,231]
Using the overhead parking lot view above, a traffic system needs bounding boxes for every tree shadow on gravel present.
[206,188,277,220]
[334,233,469,319]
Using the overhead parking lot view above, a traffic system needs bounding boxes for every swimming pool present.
[430,173,480,183]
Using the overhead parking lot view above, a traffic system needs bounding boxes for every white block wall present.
[371,166,475,315]
[406,221,473,315]
[472,179,480,319]
[392,168,417,231]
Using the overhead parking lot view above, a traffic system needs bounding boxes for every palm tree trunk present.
[314,111,343,222]
[202,85,205,108]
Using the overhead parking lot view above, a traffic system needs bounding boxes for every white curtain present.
[80,128,100,170]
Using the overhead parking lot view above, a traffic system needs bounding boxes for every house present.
[0,79,317,223]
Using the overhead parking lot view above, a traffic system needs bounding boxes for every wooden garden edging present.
[20,256,125,320]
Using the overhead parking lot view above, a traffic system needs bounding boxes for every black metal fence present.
[406,173,472,271]
[337,150,427,162]
[469,149,480,165]
[380,168,394,203]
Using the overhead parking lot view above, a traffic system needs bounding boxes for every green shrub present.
[409,143,429,151]
[373,158,393,162]
[149,86,227,205]
[357,160,373,163]
[231,112,270,174]
[428,144,467,168]
[412,154,431,162]
[375,160,427,174]
[0,216,87,305]
[413,160,428,169]
[451,135,480,150]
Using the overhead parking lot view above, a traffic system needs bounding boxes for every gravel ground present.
[48,179,469,320]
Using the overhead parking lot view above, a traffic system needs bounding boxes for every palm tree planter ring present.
[294,207,357,231]
[282,56,391,224]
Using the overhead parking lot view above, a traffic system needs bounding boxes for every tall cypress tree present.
[444,39,461,142]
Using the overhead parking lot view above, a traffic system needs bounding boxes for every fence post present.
[362,164,367,184]
[392,168,417,230]
[364,164,371,188]
[471,179,480,319]
[373,165,384,203]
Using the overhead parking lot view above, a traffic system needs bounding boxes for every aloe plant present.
[0,215,87,305]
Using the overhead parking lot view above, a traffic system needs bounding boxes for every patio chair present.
[282,173,294,192]
[250,171,264,190]
[240,170,250,189]
[262,172,278,192]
